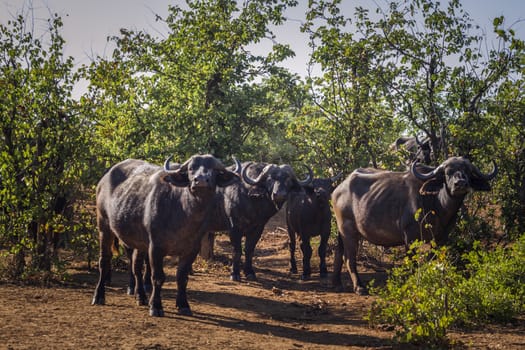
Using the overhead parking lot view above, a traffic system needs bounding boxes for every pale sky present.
[1,0,524,97]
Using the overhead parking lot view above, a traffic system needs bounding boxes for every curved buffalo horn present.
[298,165,314,186]
[164,155,176,172]
[330,171,344,183]
[410,161,442,180]
[232,156,242,174]
[165,155,190,173]
[242,163,274,186]
[473,160,498,181]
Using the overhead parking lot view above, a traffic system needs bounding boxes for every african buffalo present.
[124,159,312,283]
[331,156,497,295]
[286,173,342,280]
[124,157,182,296]
[207,161,312,281]
[92,154,238,316]
[393,134,441,165]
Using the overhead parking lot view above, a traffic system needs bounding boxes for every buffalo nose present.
[454,172,468,187]
[455,179,468,187]
[192,176,211,188]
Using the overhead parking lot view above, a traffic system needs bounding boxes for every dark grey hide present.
[331,156,497,295]
[286,174,342,280]
[207,161,312,281]
[125,158,180,296]
[92,154,238,317]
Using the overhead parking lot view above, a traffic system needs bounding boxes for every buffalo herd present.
[92,140,497,316]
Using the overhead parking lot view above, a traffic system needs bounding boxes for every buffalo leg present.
[229,228,243,281]
[243,226,264,281]
[148,245,166,317]
[175,250,199,316]
[127,248,152,296]
[344,234,367,295]
[143,255,152,293]
[132,249,147,306]
[318,230,329,278]
[300,238,312,280]
[92,223,114,305]
[126,247,135,295]
[331,234,344,291]
[288,229,298,274]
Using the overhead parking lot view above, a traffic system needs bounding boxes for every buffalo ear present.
[216,170,238,187]
[419,178,443,195]
[162,172,190,187]
[470,177,491,191]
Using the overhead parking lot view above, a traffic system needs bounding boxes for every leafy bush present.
[368,235,525,347]
[367,241,463,347]
[458,237,525,324]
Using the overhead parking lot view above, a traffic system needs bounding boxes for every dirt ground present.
[1,224,525,350]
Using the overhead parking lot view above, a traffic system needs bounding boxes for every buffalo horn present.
[473,161,498,181]
[330,171,344,183]
[242,163,273,185]
[298,165,314,186]
[164,155,188,173]
[232,156,242,174]
[164,155,175,171]
[411,161,441,180]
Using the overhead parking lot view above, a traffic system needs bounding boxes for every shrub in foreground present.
[367,236,525,347]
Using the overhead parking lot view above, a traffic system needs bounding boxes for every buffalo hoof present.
[245,273,257,281]
[289,268,298,274]
[230,273,241,282]
[144,284,153,294]
[178,307,193,316]
[300,274,311,281]
[149,307,165,317]
[91,296,105,305]
[355,286,368,296]
[127,287,134,296]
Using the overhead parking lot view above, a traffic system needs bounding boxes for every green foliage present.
[368,241,463,347]
[368,236,525,346]
[83,0,303,165]
[459,237,525,324]
[302,0,403,171]
[0,0,523,311]
[488,71,525,238]
[304,0,522,173]
[0,12,92,279]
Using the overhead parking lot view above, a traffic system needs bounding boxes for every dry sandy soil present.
[1,223,524,350]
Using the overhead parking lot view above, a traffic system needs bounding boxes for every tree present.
[489,53,525,238]
[0,10,91,278]
[302,0,521,170]
[299,0,402,172]
[83,0,302,165]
